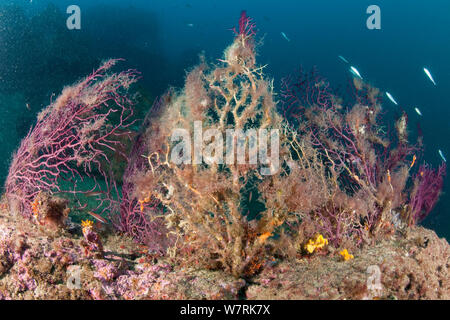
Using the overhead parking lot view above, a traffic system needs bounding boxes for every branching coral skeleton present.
[115,12,445,277]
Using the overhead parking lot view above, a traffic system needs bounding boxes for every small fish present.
[385,92,398,105]
[280,32,290,42]
[186,23,194,27]
[87,211,107,224]
[84,191,105,197]
[414,107,422,116]
[338,55,349,64]
[423,67,437,86]
[26,103,30,110]
[438,149,447,162]
[349,66,362,79]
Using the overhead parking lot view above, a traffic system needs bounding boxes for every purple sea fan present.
[5,59,139,220]
[115,97,171,253]
[409,163,446,225]
[232,10,257,41]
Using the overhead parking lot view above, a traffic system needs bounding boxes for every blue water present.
[0,0,448,239]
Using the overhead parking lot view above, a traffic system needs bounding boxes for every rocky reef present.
[0,11,448,300]
[0,202,447,300]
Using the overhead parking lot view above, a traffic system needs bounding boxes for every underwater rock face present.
[247,227,449,300]
[0,204,447,300]
[0,205,245,300]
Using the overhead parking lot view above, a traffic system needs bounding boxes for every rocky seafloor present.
[0,203,448,300]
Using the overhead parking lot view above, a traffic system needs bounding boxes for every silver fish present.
[414,107,422,116]
[281,32,290,42]
[385,92,398,105]
[349,66,362,79]
[338,55,349,63]
[439,149,447,162]
[423,67,437,86]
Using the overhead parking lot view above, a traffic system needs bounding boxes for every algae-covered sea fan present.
[116,96,173,253]
[119,12,318,276]
[5,59,138,221]
[279,66,445,243]
[409,163,446,225]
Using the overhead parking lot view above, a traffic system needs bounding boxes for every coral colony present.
[5,59,138,225]
[116,11,445,276]
[1,11,446,294]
